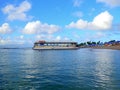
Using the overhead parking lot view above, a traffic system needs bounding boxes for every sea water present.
[0,48,120,90]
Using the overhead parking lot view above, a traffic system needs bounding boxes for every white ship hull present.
[33,46,79,50]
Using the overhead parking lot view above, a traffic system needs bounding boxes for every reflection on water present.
[94,50,113,88]
[0,49,120,89]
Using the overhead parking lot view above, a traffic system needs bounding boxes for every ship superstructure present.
[33,40,78,50]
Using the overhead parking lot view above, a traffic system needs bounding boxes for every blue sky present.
[0,0,120,47]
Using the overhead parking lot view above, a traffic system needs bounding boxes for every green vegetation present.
[77,40,120,47]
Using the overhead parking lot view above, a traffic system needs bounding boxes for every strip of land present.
[90,45,120,50]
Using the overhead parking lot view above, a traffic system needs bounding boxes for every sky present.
[0,0,120,47]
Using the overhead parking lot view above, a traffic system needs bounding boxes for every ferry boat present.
[33,40,79,50]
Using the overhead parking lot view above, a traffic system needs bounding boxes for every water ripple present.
[0,49,120,89]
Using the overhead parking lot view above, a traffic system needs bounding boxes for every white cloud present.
[73,0,83,7]
[55,36,61,41]
[66,11,113,30]
[0,36,11,44]
[35,34,71,42]
[36,34,46,40]
[0,36,33,45]
[0,23,12,34]
[73,11,83,18]
[89,8,96,16]
[0,39,8,44]
[23,20,60,34]
[54,36,71,41]
[20,35,24,39]
[97,0,120,7]
[94,32,105,38]
[2,1,31,21]
[66,19,88,29]
[15,35,24,40]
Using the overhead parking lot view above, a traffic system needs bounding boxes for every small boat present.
[33,40,79,50]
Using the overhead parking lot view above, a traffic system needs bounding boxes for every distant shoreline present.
[0,47,31,49]
[89,45,120,50]
[1,45,120,50]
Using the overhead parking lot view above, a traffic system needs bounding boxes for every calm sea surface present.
[0,48,120,90]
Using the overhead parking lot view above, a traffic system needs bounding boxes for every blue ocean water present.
[0,48,120,90]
